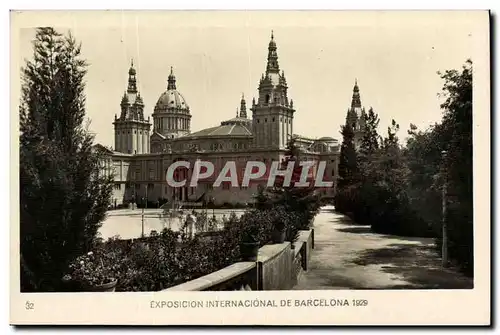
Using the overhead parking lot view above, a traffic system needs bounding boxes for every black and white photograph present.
[10,10,490,325]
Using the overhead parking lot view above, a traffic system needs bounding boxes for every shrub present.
[66,249,121,289]
[20,28,113,292]
[76,195,319,292]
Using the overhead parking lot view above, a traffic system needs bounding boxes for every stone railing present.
[165,262,258,291]
[165,228,315,291]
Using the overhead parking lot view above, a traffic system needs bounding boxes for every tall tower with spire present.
[113,60,152,154]
[345,79,366,148]
[251,31,295,149]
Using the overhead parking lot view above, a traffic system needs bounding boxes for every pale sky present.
[15,11,483,148]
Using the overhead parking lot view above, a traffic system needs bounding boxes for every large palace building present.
[97,32,366,207]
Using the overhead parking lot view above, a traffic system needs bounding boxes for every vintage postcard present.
[10,10,490,326]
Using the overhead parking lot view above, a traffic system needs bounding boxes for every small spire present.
[121,91,129,104]
[236,107,239,117]
[240,94,247,118]
[167,66,176,90]
[128,59,136,75]
[351,79,361,108]
[127,59,137,92]
[266,30,279,74]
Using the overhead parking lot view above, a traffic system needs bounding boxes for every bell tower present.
[251,31,295,149]
[113,60,151,154]
[345,79,366,148]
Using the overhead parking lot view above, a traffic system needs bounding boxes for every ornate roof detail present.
[127,59,137,93]
[351,79,362,109]
[167,66,176,90]
[154,67,190,113]
[239,93,247,118]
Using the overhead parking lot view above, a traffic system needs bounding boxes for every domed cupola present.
[220,94,252,126]
[152,66,192,139]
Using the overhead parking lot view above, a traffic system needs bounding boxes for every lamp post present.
[141,205,145,238]
[211,196,215,218]
[441,150,448,268]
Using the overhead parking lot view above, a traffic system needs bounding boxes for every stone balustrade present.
[165,262,258,291]
[165,228,315,291]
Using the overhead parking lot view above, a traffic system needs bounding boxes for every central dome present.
[155,90,189,110]
[154,67,190,113]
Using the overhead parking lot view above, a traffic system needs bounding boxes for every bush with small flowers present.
[66,247,122,288]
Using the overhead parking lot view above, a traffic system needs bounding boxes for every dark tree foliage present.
[438,61,473,274]
[406,60,473,275]
[337,123,358,188]
[20,27,114,291]
[333,60,473,277]
[358,107,380,160]
[276,137,321,228]
[255,137,320,243]
[403,61,473,275]
[366,120,424,235]
[333,123,359,214]
[348,108,381,223]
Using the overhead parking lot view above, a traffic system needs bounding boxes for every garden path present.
[293,206,473,290]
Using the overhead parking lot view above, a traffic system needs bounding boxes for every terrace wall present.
[165,228,315,291]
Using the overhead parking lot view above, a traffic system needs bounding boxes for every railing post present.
[301,243,307,271]
[311,228,315,249]
[256,261,263,291]
[248,264,258,291]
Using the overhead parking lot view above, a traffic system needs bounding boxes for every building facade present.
[99,33,344,207]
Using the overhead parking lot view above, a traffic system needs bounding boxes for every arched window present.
[265,94,270,103]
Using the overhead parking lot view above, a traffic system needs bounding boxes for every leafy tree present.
[402,60,472,275]
[437,60,473,274]
[19,27,113,291]
[352,108,381,222]
[358,107,380,161]
[368,120,414,234]
[404,123,444,234]
[337,123,358,188]
[257,137,320,240]
[334,123,359,214]
[278,137,320,228]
